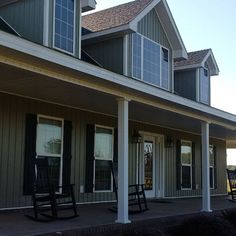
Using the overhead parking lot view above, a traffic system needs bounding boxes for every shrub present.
[167,214,235,236]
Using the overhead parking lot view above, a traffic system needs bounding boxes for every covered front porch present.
[0,196,236,235]
[1,31,236,224]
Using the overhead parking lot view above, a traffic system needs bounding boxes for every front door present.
[142,135,156,198]
[140,134,164,198]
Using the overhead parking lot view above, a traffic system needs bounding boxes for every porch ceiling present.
[1,62,236,142]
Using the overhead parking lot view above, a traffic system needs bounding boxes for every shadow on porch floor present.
[0,196,235,236]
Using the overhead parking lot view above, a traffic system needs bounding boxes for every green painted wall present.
[0,0,44,44]
[164,133,227,197]
[174,70,197,101]
[0,93,227,209]
[82,37,124,75]
[137,9,171,49]
[0,0,81,58]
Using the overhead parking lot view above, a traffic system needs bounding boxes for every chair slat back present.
[227,169,236,189]
[35,158,51,193]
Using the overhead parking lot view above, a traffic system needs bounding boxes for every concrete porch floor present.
[0,196,236,236]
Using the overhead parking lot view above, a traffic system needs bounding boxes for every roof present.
[175,49,210,68]
[82,0,153,32]
[82,0,187,59]
[174,49,219,76]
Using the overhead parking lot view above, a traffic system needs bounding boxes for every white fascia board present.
[82,24,131,41]
[201,50,220,76]
[156,0,187,59]
[129,0,161,30]
[1,31,236,128]
[174,64,202,71]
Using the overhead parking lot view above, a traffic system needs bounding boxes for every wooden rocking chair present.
[111,162,148,213]
[226,169,236,201]
[26,158,78,221]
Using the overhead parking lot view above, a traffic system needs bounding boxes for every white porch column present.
[116,98,131,224]
[201,121,212,212]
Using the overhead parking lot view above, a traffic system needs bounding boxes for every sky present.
[90,0,236,164]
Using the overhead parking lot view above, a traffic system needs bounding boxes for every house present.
[0,0,236,224]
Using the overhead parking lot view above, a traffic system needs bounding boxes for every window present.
[54,0,75,54]
[199,68,210,104]
[94,126,113,192]
[209,145,215,189]
[181,140,192,189]
[132,33,169,90]
[36,116,63,189]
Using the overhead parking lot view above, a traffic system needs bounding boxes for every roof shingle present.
[82,0,153,33]
[175,49,210,68]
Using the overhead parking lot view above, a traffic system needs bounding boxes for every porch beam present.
[201,121,212,212]
[116,98,130,224]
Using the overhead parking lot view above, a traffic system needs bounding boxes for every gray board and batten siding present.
[174,70,197,101]
[82,37,124,75]
[0,0,81,58]
[0,92,227,209]
[0,0,44,44]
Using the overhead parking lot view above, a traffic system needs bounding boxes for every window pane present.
[54,0,74,53]
[132,33,142,79]
[210,167,214,189]
[37,118,62,155]
[182,166,191,188]
[161,48,169,89]
[144,141,153,190]
[94,127,113,160]
[36,157,61,192]
[181,142,192,165]
[143,38,160,86]
[200,68,210,104]
[95,160,112,191]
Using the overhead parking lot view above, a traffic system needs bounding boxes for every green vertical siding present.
[0,0,44,44]
[174,70,197,101]
[138,9,170,49]
[0,93,228,209]
[82,37,124,75]
[165,136,227,198]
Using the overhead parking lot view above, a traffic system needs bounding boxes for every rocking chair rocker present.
[26,158,78,221]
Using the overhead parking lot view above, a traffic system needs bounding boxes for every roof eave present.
[201,50,220,76]
[82,24,132,42]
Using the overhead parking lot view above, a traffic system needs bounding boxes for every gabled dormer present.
[82,0,187,93]
[0,0,96,58]
[174,49,219,105]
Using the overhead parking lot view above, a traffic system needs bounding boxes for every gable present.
[137,8,171,49]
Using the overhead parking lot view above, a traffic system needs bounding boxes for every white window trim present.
[132,32,170,91]
[180,140,192,190]
[209,144,215,189]
[93,124,114,193]
[52,0,76,55]
[36,114,64,192]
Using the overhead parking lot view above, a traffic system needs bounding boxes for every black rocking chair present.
[227,169,236,201]
[111,162,148,213]
[26,158,78,221]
